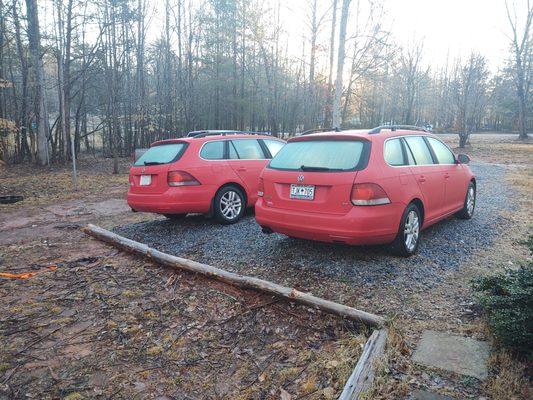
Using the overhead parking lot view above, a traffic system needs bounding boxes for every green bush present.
[472,240,533,357]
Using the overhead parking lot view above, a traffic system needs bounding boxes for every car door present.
[228,139,269,205]
[426,137,467,213]
[403,136,447,223]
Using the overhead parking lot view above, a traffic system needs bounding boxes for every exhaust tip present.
[261,226,273,234]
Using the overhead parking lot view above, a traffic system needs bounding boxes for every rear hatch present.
[263,138,369,215]
[129,142,188,194]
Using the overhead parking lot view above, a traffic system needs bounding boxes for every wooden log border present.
[83,224,389,397]
[82,224,384,327]
[339,328,388,399]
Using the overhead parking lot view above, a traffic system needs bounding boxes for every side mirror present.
[457,154,470,164]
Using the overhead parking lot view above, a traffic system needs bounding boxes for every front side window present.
[230,139,266,159]
[269,140,366,171]
[200,141,225,160]
[404,136,435,165]
[263,139,285,157]
[427,137,456,164]
[384,138,405,166]
[134,143,186,166]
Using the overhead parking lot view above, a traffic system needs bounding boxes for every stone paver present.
[412,330,490,380]
[412,389,454,400]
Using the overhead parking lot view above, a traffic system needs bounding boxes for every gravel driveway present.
[114,162,511,294]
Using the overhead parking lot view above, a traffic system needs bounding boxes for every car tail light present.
[167,171,200,187]
[258,177,264,197]
[351,183,390,206]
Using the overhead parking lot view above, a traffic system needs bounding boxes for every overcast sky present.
[385,0,513,71]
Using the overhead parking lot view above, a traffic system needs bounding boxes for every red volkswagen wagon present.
[255,126,475,256]
[128,133,285,224]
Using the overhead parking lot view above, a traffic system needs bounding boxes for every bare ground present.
[1,134,532,399]
[0,158,367,400]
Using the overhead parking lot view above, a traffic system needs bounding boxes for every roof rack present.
[187,130,271,138]
[299,127,341,136]
[368,125,428,134]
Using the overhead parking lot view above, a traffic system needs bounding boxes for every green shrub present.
[472,240,533,357]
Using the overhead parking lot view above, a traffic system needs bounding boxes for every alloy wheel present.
[404,210,420,252]
[466,186,475,216]
[220,190,242,220]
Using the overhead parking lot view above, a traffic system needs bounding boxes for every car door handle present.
[418,176,426,183]
[444,173,450,179]
[237,167,247,172]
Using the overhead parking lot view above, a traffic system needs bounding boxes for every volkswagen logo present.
[297,174,304,182]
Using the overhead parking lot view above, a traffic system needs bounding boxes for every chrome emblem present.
[141,167,145,174]
[297,174,304,182]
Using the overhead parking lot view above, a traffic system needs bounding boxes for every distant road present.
[436,132,520,142]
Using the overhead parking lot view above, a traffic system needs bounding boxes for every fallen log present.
[82,224,384,328]
[339,328,388,399]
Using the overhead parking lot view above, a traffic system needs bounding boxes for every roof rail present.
[299,127,341,136]
[187,130,271,138]
[368,125,428,134]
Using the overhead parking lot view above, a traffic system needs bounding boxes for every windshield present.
[134,143,187,166]
[269,140,366,171]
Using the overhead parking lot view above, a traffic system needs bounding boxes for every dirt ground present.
[1,158,368,399]
[1,133,532,399]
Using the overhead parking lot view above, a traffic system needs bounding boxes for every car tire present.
[391,203,421,257]
[164,214,186,220]
[455,182,476,220]
[214,185,246,225]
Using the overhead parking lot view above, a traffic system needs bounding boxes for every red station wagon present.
[255,126,476,256]
[128,133,285,224]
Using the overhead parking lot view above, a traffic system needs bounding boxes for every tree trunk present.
[325,0,338,127]
[332,0,350,129]
[25,0,49,165]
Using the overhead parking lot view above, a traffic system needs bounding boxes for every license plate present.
[290,184,315,200]
[139,175,152,186]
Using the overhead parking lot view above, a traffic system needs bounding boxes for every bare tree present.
[505,0,532,139]
[452,53,489,148]
[332,0,350,129]
[398,41,426,125]
[25,0,48,165]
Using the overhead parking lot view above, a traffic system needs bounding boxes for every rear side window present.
[384,138,405,166]
[269,140,366,171]
[230,139,266,159]
[200,141,225,160]
[404,136,435,165]
[263,139,284,157]
[427,137,455,164]
[134,143,186,166]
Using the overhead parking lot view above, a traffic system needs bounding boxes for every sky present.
[384,0,514,72]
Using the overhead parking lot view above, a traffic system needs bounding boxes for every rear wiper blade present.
[300,165,331,172]
[144,161,163,165]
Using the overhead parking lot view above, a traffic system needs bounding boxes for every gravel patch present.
[114,162,512,292]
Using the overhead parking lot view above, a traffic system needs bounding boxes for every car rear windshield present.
[134,143,187,166]
[269,140,366,171]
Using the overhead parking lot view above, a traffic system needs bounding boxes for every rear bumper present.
[127,185,214,214]
[255,198,404,245]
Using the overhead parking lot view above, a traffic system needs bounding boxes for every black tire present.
[214,185,246,225]
[163,214,186,220]
[391,203,422,257]
[455,182,476,220]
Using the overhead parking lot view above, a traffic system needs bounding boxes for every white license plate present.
[139,175,152,186]
[290,184,315,200]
